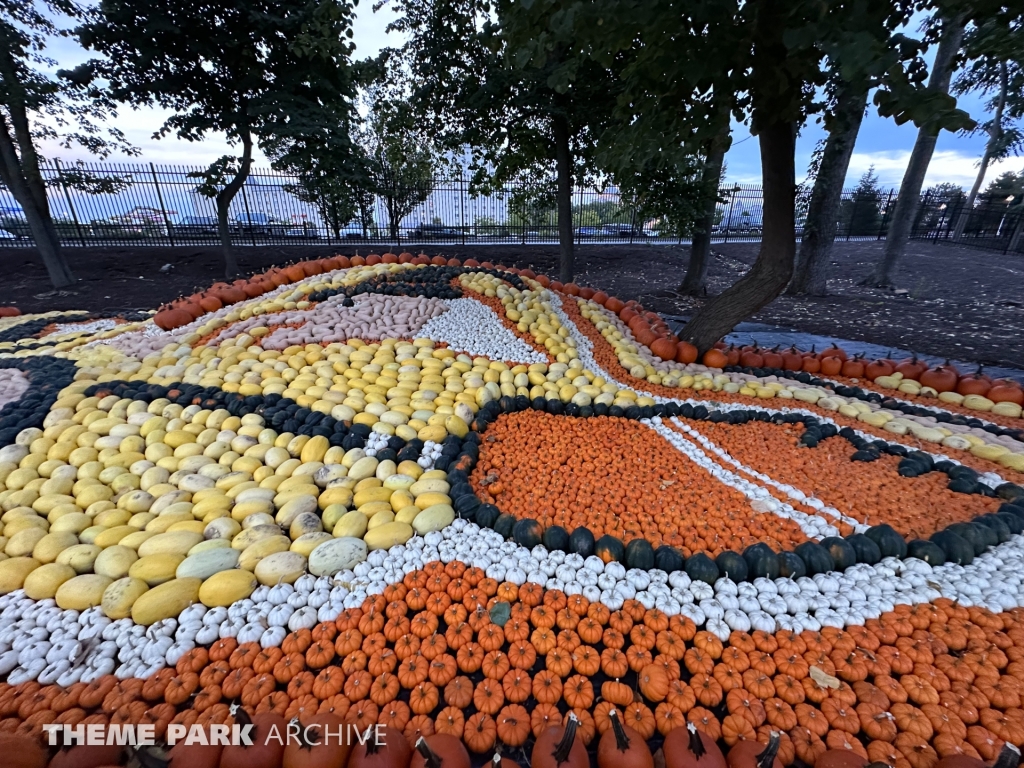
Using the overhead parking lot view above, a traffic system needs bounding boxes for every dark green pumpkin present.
[820,537,857,571]
[569,528,595,558]
[975,515,1011,543]
[512,519,543,548]
[625,539,655,570]
[865,524,907,558]
[742,543,780,580]
[454,493,481,517]
[907,539,946,566]
[594,534,625,564]
[542,525,570,553]
[949,522,996,555]
[948,476,979,494]
[654,545,685,574]
[996,512,1024,535]
[778,551,807,579]
[998,502,1024,519]
[794,541,835,575]
[995,483,1024,501]
[475,503,500,529]
[684,552,719,585]
[715,551,748,582]
[930,530,974,565]
[494,513,516,539]
[845,534,881,565]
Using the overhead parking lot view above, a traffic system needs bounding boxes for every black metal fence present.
[909,191,1024,254]
[1,160,1021,253]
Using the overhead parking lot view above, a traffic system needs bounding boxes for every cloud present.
[845,149,1024,188]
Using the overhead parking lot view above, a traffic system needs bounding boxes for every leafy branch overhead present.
[77,0,362,277]
[0,0,137,288]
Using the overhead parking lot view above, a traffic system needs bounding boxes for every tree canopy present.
[78,0,361,276]
[1,0,134,288]
[383,0,619,281]
[531,0,972,350]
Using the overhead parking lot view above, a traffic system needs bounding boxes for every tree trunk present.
[681,114,731,295]
[552,112,575,284]
[0,111,76,289]
[679,120,797,354]
[386,196,400,240]
[214,127,253,279]
[953,61,1008,240]
[865,12,967,287]
[788,86,868,296]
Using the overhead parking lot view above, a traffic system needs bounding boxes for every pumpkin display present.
[4,255,1024,768]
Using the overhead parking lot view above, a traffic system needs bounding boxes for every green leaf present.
[489,601,511,627]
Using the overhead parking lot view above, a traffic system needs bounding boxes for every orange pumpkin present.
[410,733,470,768]
[703,349,728,368]
[726,733,783,768]
[988,381,1024,405]
[957,367,992,396]
[597,709,654,768]
[920,361,960,392]
[347,725,411,768]
[0,737,47,768]
[532,713,589,768]
[219,709,287,768]
[650,337,678,361]
[664,723,727,768]
[675,341,699,364]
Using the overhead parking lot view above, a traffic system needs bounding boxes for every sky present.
[35,4,1024,191]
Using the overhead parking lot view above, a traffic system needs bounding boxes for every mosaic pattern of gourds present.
[1,253,1024,768]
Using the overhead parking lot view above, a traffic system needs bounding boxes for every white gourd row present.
[4,507,1024,687]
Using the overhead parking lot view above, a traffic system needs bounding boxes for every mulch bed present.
[2,238,1021,368]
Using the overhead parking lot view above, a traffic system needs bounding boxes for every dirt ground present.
[2,239,1021,369]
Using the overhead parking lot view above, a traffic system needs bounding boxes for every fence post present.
[52,159,87,247]
[460,175,466,246]
[880,189,895,240]
[150,163,175,246]
[723,189,736,244]
[1005,211,1023,254]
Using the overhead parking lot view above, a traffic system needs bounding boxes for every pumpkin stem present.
[755,732,780,768]
[609,709,631,752]
[553,713,580,764]
[363,727,381,755]
[992,744,1021,768]
[233,706,253,729]
[132,745,170,768]
[686,723,706,759]
[416,737,444,768]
